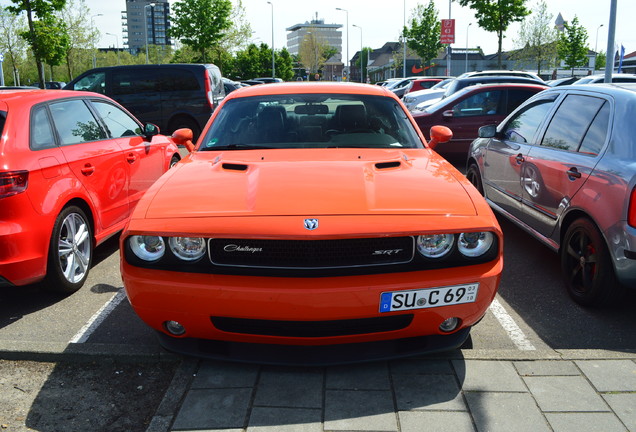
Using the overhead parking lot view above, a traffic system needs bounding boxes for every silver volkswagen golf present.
[466,83,636,307]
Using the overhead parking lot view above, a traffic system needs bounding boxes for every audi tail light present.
[0,171,28,198]
[629,186,636,228]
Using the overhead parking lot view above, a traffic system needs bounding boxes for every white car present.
[574,74,636,84]
[402,79,453,111]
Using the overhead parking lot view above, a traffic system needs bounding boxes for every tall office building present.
[122,0,171,54]
[286,18,342,57]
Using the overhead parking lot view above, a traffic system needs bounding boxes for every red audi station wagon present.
[0,89,181,293]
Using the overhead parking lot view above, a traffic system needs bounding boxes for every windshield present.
[199,93,424,150]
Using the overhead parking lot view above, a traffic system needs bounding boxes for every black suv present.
[65,64,225,138]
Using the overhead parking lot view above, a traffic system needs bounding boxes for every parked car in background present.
[573,73,636,84]
[64,64,225,139]
[412,83,547,160]
[223,77,242,94]
[467,84,636,307]
[121,82,503,364]
[457,70,544,82]
[251,77,284,83]
[546,76,579,87]
[407,78,444,93]
[0,89,182,293]
[403,78,454,111]
[384,78,413,98]
[34,81,67,89]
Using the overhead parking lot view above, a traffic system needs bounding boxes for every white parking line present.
[489,297,536,350]
[69,290,126,344]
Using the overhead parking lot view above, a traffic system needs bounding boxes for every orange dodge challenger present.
[121,82,503,365]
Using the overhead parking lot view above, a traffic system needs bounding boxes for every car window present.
[112,69,159,95]
[506,89,541,113]
[92,100,143,137]
[30,106,56,150]
[453,90,501,117]
[159,69,199,91]
[72,72,106,94]
[579,101,610,156]
[541,95,606,152]
[49,99,107,145]
[199,93,423,150]
[501,99,555,143]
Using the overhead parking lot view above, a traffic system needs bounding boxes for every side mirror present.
[478,124,497,138]
[143,123,160,140]
[428,125,453,150]
[172,128,195,153]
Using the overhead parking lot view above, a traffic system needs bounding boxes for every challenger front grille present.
[208,237,415,269]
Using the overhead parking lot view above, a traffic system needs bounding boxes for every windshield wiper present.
[201,144,277,151]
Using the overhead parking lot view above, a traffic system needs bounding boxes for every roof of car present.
[0,89,109,106]
[226,82,395,99]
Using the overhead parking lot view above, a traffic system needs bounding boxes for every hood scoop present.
[375,161,402,170]
[222,163,249,172]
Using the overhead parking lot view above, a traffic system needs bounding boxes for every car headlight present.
[458,232,494,257]
[417,234,454,258]
[169,237,207,261]
[130,235,166,261]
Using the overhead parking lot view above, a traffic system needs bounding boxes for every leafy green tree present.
[6,0,67,87]
[557,16,588,75]
[0,7,28,85]
[298,31,327,74]
[275,47,294,81]
[231,43,266,80]
[169,0,232,63]
[25,15,70,81]
[512,0,558,75]
[595,51,606,70]
[58,0,98,80]
[458,0,530,68]
[355,47,373,82]
[402,1,443,72]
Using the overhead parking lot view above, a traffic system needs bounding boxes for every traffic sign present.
[440,19,455,44]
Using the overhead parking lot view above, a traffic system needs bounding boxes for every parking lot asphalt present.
[2,341,635,432]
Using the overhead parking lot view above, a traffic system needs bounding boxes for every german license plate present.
[379,283,479,313]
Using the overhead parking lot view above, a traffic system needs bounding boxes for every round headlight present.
[130,235,165,261]
[458,232,494,257]
[417,234,454,258]
[169,237,206,261]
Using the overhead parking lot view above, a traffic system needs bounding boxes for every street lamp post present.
[267,1,275,78]
[595,24,604,53]
[465,23,472,73]
[144,3,155,64]
[90,14,103,68]
[336,7,348,81]
[106,32,120,65]
[352,24,363,83]
[403,0,406,78]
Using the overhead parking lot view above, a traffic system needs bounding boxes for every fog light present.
[439,317,460,332]
[164,320,186,336]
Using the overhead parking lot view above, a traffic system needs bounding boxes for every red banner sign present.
[440,19,455,44]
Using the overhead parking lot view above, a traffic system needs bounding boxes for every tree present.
[58,0,99,81]
[355,47,373,82]
[0,7,28,85]
[6,0,67,87]
[458,0,530,68]
[275,47,294,81]
[298,31,327,74]
[557,16,588,75]
[512,1,558,75]
[169,0,232,63]
[24,15,70,81]
[595,51,606,70]
[402,1,443,72]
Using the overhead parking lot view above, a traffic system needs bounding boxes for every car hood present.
[140,149,477,219]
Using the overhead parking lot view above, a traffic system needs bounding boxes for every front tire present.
[466,162,484,196]
[44,206,93,294]
[560,218,623,307]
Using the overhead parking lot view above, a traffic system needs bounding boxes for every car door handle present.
[515,154,525,164]
[566,167,582,179]
[126,153,137,164]
[80,164,95,176]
